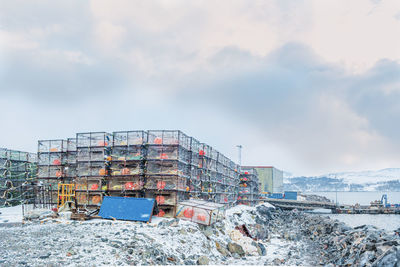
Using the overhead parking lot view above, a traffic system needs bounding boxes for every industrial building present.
[243,166,283,193]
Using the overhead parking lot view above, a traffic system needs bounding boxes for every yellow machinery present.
[57,183,75,211]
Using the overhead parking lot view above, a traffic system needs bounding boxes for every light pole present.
[236,145,242,166]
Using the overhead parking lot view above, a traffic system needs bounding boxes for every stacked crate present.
[110,131,147,198]
[65,138,77,181]
[224,159,240,206]
[188,137,202,199]
[0,148,37,207]
[75,132,112,209]
[34,129,244,214]
[238,167,260,206]
[198,143,213,201]
[37,140,68,205]
[208,147,219,203]
[145,130,191,217]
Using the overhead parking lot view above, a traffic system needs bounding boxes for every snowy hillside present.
[324,168,400,184]
[284,168,400,192]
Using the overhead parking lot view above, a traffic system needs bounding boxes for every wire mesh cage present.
[147,130,191,149]
[176,200,225,225]
[77,132,113,148]
[113,131,148,146]
[31,129,244,212]
[238,167,260,206]
[0,148,38,207]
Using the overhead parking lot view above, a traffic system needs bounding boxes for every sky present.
[1,0,400,176]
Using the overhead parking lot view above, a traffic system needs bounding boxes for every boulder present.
[215,241,229,256]
[227,243,245,257]
[197,256,209,265]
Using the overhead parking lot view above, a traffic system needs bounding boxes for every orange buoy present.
[90,184,99,190]
[157,209,165,217]
[157,181,166,190]
[160,153,168,159]
[183,208,194,218]
[98,141,108,146]
[125,182,134,190]
[53,159,61,165]
[55,170,62,178]
[156,195,165,205]
[244,171,249,175]
[199,150,205,156]
[99,169,107,176]
[154,137,162,144]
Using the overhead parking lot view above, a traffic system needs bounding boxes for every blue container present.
[284,191,298,200]
[267,193,283,199]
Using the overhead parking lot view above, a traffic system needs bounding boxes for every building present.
[242,166,283,193]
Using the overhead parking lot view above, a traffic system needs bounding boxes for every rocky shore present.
[0,204,399,266]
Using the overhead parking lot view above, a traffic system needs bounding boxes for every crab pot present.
[176,200,225,226]
[75,192,103,207]
[113,131,148,146]
[147,145,190,163]
[146,160,189,177]
[147,130,191,149]
[145,190,189,217]
[76,162,109,177]
[76,132,112,148]
[110,161,142,176]
[107,176,144,191]
[144,175,187,191]
[112,146,145,161]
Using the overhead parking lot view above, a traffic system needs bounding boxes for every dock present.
[262,198,400,214]
[262,198,337,211]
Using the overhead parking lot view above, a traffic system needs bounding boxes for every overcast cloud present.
[1,0,400,176]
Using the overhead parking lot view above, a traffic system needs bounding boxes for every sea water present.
[306,191,400,232]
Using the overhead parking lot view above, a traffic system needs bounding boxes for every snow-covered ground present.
[0,205,23,223]
[0,203,318,266]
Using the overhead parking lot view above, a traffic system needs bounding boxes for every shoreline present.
[0,204,399,266]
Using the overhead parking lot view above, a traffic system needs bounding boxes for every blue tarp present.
[98,196,155,222]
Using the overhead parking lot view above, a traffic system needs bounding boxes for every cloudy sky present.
[1,0,400,176]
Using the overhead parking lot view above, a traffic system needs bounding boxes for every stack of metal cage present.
[75,132,112,209]
[238,167,260,206]
[109,131,147,198]
[1,148,37,207]
[145,130,191,217]
[34,130,243,215]
[37,140,69,205]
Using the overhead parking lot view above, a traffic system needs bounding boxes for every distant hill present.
[284,168,400,192]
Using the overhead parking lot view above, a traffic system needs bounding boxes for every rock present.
[179,228,188,235]
[158,218,180,227]
[273,258,282,265]
[197,256,209,265]
[39,253,51,259]
[257,243,267,256]
[203,226,213,237]
[215,241,229,256]
[184,260,196,265]
[227,242,245,257]
[101,238,108,242]
[127,249,133,255]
